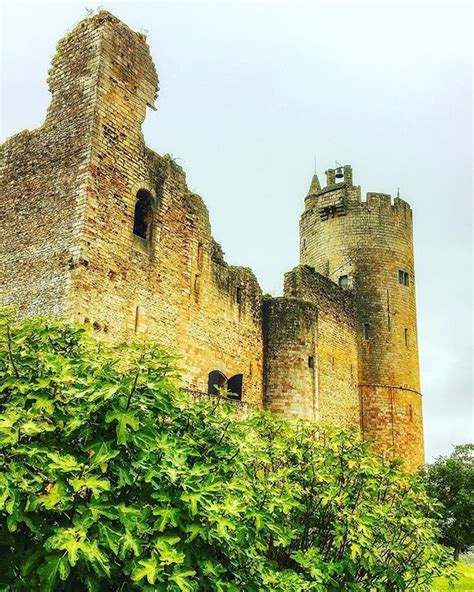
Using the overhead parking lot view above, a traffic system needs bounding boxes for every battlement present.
[363,192,412,212]
[303,165,413,221]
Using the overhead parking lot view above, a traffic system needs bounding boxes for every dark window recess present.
[338,275,348,289]
[197,242,204,270]
[208,370,227,396]
[236,287,242,304]
[227,374,243,401]
[408,404,413,422]
[398,270,409,286]
[363,323,371,340]
[319,201,347,221]
[308,356,314,368]
[404,328,409,347]
[133,190,153,239]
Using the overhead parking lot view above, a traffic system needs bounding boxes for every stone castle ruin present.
[0,11,424,470]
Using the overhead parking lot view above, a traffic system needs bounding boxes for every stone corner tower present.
[300,164,424,471]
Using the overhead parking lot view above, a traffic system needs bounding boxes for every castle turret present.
[300,165,424,470]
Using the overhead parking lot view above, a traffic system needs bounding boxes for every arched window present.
[227,374,243,401]
[208,370,227,396]
[133,189,153,240]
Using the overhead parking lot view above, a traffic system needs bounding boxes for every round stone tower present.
[300,165,424,471]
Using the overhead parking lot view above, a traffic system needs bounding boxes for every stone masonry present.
[0,11,424,471]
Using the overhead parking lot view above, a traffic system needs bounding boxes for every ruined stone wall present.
[300,169,424,468]
[263,297,318,419]
[1,12,263,405]
[0,17,102,317]
[284,266,360,429]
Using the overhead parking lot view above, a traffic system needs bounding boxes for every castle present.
[0,11,424,470]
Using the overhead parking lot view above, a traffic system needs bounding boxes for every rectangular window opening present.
[236,287,243,304]
[398,269,409,286]
[197,242,204,271]
[308,356,314,368]
[363,323,370,340]
[193,275,200,304]
[404,328,409,347]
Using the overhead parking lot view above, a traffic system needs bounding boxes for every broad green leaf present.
[131,556,159,585]
[153,506,181,531]
[37,555,63,592]
[70,476,111,496]
[169,567,196,592]
[98,523,121,555]
[184,523,206,543]
[46,528,86,566]
[58,556,71,581]
[105,408,139,444]
[0,411,21,445]
[21,417,56,436]
[118,529,142,559]
[88,441,120,468]
[34,482,69,510]
[47,452,82,473]
[155,536,184,566]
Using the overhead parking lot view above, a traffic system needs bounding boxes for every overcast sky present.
[1,0,472,461]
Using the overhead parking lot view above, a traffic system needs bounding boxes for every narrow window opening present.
[363,323,371,340]
[133,189,153,240]
[308,356,314,368]
[197,242,204,270]
[398,269,409,286]
[404,328,409,347]
[236,287,242,304]
[338,275,348,289]
[408,404,413,422]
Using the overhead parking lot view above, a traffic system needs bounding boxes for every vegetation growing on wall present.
[0,314,453,591]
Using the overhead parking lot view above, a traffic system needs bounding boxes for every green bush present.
[0,313,454,591]
[425,444,474,560]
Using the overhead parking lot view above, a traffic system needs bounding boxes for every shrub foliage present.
[425,444,474,560]
[0,314,453,590]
